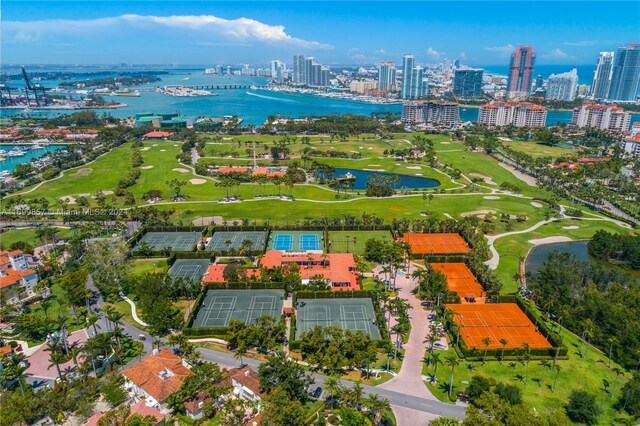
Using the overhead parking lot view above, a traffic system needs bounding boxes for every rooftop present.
[122,349,191,403]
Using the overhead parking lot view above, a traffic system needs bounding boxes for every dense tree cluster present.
[226,316,287,351]
[299,326,379,373]
[261,114,404,135]
[588,230,640,269]
[529,252,640,369]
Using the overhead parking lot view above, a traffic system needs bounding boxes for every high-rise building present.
[453,69,484,99]
[570,102,631,131]
[506,46,536,99]
[608,43,640,102]
[293,54,306,84]
[478,101,546,127]
[349,80,378,94]
[545,68,578,101]
[270,60,286,83]
[401,101,460,127]
[378,62,397,92]
[590,52,615,100]
[400,55,425,99]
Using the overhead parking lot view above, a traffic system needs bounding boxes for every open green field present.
[130,258,169,276]
[328,230,392,255]
[0,227,74,250]
[424,320,634,425]
[501,140,577,159]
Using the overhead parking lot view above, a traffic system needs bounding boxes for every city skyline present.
[2,1,639,65]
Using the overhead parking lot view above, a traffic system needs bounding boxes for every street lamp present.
[455,314,464,347]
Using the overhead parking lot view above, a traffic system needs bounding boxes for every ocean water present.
[0,144,67,172]
[1,69,638,126]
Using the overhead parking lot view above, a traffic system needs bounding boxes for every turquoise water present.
[524,241,589,275]
[333,167,440,190]
[0,144,67,172]
[2,69,639,126]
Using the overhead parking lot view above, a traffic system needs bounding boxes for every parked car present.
[432,342,447,350]
[427,313,438,320]
[312,386,323,399]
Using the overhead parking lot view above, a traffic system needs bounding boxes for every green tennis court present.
[267,230,324,252]
[206,231,266,252]
[192,289,284,328]
[134,231,200,252]
[295,298,381,340]
[329,230,392,255]
[168,259,210,282]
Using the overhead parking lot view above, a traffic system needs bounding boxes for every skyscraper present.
[608,44,640,102]
[270,60,286,83]
[401,54,415,99]
[378,62,396,92]
[293,54,306,85]
[545,68,578,101]
[453,69,484,99]
[590,52,614,100]
[506,46,536,99]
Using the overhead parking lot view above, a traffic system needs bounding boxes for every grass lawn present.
[424,321,634,425]
[328,230,392,255]
[112,299,146,331]
[501,140,577,159]
[130,258,168,276]
[0,227,74,250]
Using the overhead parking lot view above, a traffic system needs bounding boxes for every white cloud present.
[2,14,332,49]
[485,44,515,55]
[426,47,440,58]
[563,40,613,47]
[376,48,386,54]
[549,48,569,58]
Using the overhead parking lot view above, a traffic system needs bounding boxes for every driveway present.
[26,329,88,379]
[378,263,438,400]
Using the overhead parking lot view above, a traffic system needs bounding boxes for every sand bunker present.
[460,209,496,218]
[141,147,151,151]
[528,236,573,245]
[60,196,76,205]
[531,202,543,208]
[470,173,497,185]
[172,168,189,173]
[189,179,207,185]
[498,163,537,187]
[368,164,382,166]
[363,168,386,172]
[173,144,178,146]
[415,173,423,176]
[441,142,451,145]
[160,149,167,152]
[91,190,114,198]
[73,168,93,176]
[563,225,579,230]
[407,166,422,170]
[152,144,159,147]
[483,196,501,200]
[140,165,154,170]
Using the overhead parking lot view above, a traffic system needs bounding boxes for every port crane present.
[0,83,18,106]
[22,67,52,106]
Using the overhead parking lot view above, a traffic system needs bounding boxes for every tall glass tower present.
[608,44,640,102]
[590,52,614,100]
[506,46,536,99]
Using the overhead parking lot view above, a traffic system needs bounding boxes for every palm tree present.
[235,344,247,366]
[86,312,101,336]
[55,313,70,354]
[48,351,65,381]
[424,334,439,366]
[444,354,459,400]
[481,337,492,364]
[69,346,81,368]
[578,318,595,358]
[611,367,624,399]
[364,394,390,425]
[499,338,508,364]
[538,360,551,386]
[348,383,364,410]
[323,375,343,407]
[522,342,531,385]
[430,352,442,381]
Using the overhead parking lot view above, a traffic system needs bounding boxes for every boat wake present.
[245,91,296,103]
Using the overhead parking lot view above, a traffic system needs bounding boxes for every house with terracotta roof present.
[65,129,99,140]
[260,250,359,290]
[229,367,264,402]
[202,264,262,283]
[84,401,165,426]
[122,349,191,409]
[0,250,39,303]
[143,131,174,139]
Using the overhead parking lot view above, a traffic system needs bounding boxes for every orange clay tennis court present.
[431,263,485,302]
[448,303,552,349]
[400,233,471,255]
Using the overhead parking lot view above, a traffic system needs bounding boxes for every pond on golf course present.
[525,240,589,275]
[333,167,441,190]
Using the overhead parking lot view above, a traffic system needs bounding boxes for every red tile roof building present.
[202,264,262,283]
[478,101,546,127]
[260,250,359,290]
[570,102,631,132]
[0,250,39,302]
[143,131,173,139]
[623,122,640,156]
[122,349,191,408]
[84,401,164,426]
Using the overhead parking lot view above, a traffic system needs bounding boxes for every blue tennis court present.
[300,234,320,251]
[273,234,293,251]
[267,231,324,253]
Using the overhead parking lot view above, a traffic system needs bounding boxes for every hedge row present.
[203,282,286,290]
[167,252,216,267]
[182,327,228,338]
[292,290,375,306]
[147,225,207,234]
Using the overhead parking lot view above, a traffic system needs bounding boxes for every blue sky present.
[2,1,639,66]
